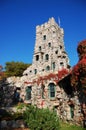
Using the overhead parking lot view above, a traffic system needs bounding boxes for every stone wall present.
[0,76,22,107]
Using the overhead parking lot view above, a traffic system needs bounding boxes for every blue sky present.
[0,0,86,67]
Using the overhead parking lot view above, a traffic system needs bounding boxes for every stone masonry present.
[2,17,85,126]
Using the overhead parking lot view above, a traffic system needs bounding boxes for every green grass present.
[60,122,85,130]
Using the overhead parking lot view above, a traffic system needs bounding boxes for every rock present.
[1,120,7,128]
[16,120,25,128]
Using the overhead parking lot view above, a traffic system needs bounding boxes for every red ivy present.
[77,40,86,59]
[58,68,69,80]
[24,68,69,85]
[71,40,86,92]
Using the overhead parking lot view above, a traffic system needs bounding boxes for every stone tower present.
[23,17,69,77]
[5,18,85,126]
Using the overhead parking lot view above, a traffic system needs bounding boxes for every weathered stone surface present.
[16,120,25,128]
[1,120,7,128]
[0,120,26,129]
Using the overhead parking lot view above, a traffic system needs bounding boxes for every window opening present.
[62,56,66,58]
[43,35,46,40]
[34,69,37,74]
[53,31,55,33]
[52,62,55,70]
[48,42,51,47]
[60,45,62,49]
[55,50,58,54]
[49,83,55,98]
[30,70,32,73]
[46,66,50,71]
[70,105,74,118]
[45,54,49,61]
[25,86,32,100]
[42,69,44,71]
[60,62,64,66]
[39,46,41,51]
[36,55,39,61]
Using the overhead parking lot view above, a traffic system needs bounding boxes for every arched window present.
[49,83,55,98]
[48,42,51,47]
[45,54,49,61]
[46,66,50,71]
[36,55,39,61]
[25,86,32,100]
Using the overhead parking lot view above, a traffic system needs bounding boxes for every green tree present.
[5,61,31,77]
[0,65,6,80]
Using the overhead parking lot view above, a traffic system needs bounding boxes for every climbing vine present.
[24,68,69,85]
[71,40,86,94]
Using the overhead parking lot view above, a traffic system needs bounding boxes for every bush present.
[23,105,60,130]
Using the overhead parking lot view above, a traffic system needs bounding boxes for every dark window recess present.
[60,62,64,66]
[48,42,51,47]
[58,55,61,58]
[36,55,39,61]
[53,31,55,33]
[62,56,66,58]
[30,70,32,73]
[43,35,46,40]
[25,73,28,76]
[39,46,41,51]
[14,89,20,102]
[70,105,74,118]
[45,54,49,60]
[49,83,55,98]
[42,69,44,71]
[52,62,55,70]
[55,50,58,54]
[25,86,32,100]
[46,66,50,71]
[60,45,62,49]
[34,69,37,74]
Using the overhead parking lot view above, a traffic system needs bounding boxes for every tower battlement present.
[36,17,63,34]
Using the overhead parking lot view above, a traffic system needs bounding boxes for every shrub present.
[23,105,60,130]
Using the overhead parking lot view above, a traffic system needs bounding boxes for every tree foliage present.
[71,40,86,94]
[70,40,86,123]
[0,65,6,80]
[5,61,31,77]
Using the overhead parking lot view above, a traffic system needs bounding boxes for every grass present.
[60,122,85,130]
